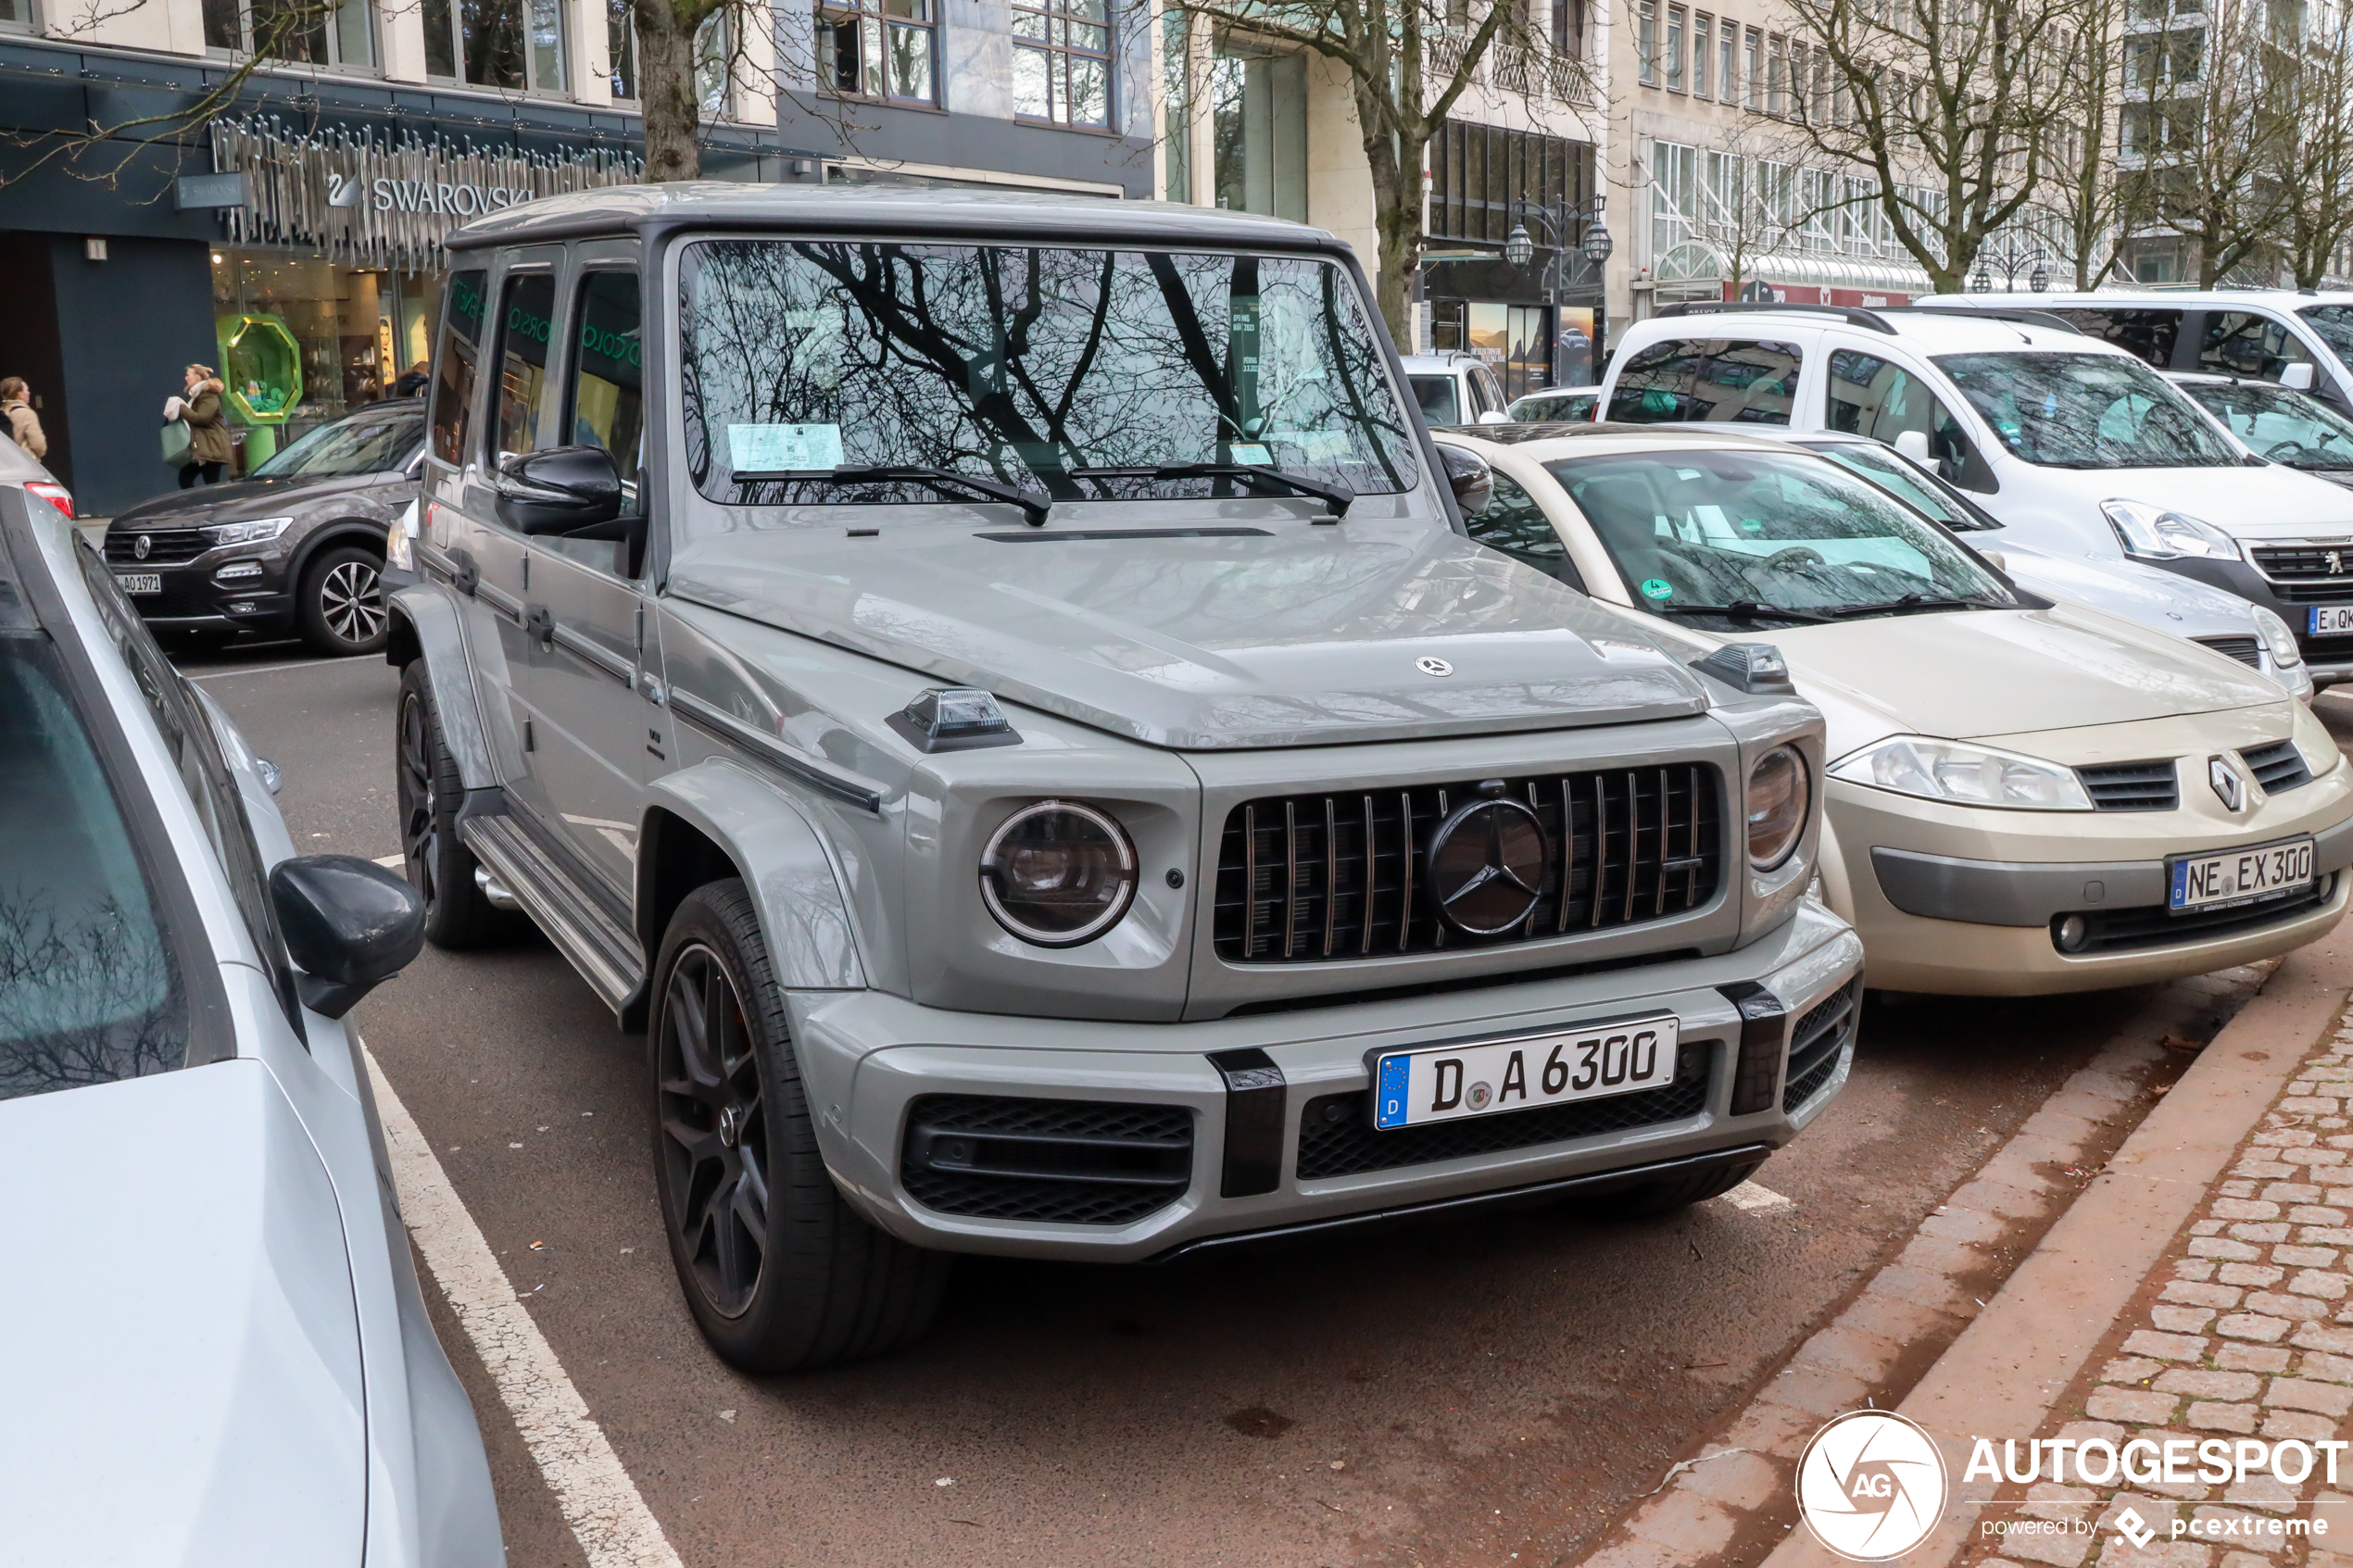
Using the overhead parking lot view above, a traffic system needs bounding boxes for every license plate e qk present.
[1372,1016,1681,1130]
[114,573,161,596]
[2168,836,2317,914]
[2309,605,2353,637]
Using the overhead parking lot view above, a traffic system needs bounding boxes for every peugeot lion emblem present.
[133,534,151,560]
[2209,756,2246,813]
[1416,656,1453,677]
[1426,785,1550,935]
[2330,550,2346,576]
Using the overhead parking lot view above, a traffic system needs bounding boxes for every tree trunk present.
[635,0,703,182]
[1355,83,1419,345]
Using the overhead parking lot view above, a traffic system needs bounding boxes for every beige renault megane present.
[1438,425,2353,995]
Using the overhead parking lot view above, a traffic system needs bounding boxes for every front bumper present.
[784,904,1863,1261]
[2150,556,2350,688]
[101,552,295,633]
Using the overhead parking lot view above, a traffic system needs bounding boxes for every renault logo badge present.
[1426,796,1549,935]
[2210,756,2246,813]
[133,534,151,560]
[1416,656,1453,677]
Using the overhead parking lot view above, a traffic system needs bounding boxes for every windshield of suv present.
[252,408,423,480]
[678,241,1420,509]
[1544,448,2015,624]
[2299,305,2353,362]
[1410,375,1461,427]
[1933,352,2239,469]
[0,635,187,1103]
[2181,379,2353,472]
[1809,442,2000,531]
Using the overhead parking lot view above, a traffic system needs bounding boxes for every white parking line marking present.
[1722,1180,1794,1213]
[362,1046,684,1568]
[373,853,405,869]
[188,658,339,681]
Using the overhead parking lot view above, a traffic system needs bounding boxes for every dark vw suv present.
[105,399,422,655]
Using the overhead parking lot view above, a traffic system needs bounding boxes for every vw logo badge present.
[1416,656,1453,677]
[2209,756,2246,812]
[133,534,151,560]
[1426,796,1549,935]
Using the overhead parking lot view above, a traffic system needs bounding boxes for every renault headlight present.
[2253,605,2305,669]
[2100,501,2237,562]
[1828,736,2093,810]
[979,801,1138,947]
[204,516,293,548]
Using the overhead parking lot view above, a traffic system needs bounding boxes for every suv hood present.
[2020,462,2353,541]
[0,1060,366,1564]
[668,521,1715,748]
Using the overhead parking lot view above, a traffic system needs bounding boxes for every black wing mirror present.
[1438,444,1493,518]
[495,445,623,535]
[270,855,426,1020]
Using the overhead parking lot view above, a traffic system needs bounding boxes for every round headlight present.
[979,801,1138,947]
[1746,746,1809,872]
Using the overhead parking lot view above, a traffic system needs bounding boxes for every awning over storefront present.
[1648,240,1935,308]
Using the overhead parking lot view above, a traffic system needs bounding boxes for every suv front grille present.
[2242,739,2313,795]
[2194,634,2262,669]
[1295,1042,1712,1180]
[104,529,212,566]
[2075,759,2178,812]
[2252,546,2353,603]
[1213,764,1723,963]
[900,1095,1193,1225]
[1783,981,1860,1111]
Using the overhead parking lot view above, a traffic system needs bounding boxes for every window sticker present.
[1641,578,1675,599]
[728,423,844,473]
[1228,442,1273,465]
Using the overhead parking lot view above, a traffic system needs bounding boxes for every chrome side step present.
[462,812,643,1013]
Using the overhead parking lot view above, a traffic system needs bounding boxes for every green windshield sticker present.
[1641,578,1674,599]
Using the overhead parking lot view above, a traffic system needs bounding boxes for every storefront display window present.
[422,0,564,91]
[211,248,443,473]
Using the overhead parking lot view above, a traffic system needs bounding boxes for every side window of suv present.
[491,271,559,468]
[1465,470,1587,590]
[2052,307,2182,369]
[428,270,487,466]
[1606,338,1712,422]
[565,269,645,501]
[1826,348,1997,493]
[2200,311,2316,383]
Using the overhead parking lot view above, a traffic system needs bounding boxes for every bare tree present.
[2119,0,2285,285]
[1154,0,1586,337]
[2036,0,2144,287]
[2268,0,2353,288]
[1781,0,2085,292]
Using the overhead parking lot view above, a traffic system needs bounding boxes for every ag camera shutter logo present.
[1795,1411,1947,1561]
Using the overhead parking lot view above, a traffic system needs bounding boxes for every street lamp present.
[1971,265,1993,294]
[1583,197,1614,268]
[1504,221,1536,270]
[2029,259,2050,294]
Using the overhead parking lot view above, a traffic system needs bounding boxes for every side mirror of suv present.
[269,855,426,1020]
[496,446,623,534]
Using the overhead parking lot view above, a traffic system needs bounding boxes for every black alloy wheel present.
[649,881,950,1371]
[396,661,513,948]
[299,545,389,655]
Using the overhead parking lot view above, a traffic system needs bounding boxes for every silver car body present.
[0,448,502,1567]
[396,185,1863,1263]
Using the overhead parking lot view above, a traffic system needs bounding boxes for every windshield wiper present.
[1071,463,1354,517]
[1653,600,1838,624]
[1819,593,2003,619]
[733,465,1051,527]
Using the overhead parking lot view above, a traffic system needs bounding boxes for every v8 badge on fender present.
[1371,1015,1681,1130]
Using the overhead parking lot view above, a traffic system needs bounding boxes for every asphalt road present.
[182,636,2342,1568]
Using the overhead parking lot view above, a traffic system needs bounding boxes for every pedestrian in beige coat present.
[0,377,46,459]
[166,364,232,486]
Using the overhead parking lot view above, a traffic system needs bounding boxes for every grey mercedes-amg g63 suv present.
[387,182,1864,1372]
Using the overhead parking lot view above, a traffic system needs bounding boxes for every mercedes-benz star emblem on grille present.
[133,534,151,560]
[1427,797,1549,935]
[1416,656,1453,677]
[2210,755,2246,812]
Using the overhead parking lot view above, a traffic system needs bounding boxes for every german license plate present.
[2309,605,2353,636]
[2169,836,2316,914]
[1371,1015,1680,1130]
[114,572,161,596]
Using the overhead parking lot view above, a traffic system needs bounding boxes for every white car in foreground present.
[1438,425,2353,996]
[0,447,503,1565]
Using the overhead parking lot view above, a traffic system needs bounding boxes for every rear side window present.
[1412,375,1461,426]
[2051,307,2182,369]
[1825,349,1994,493]
[1465,470,1585,590]
[493,272,559,465]
[429,270,488,465]
[1607,337,1802,425]
[0,634,189,1103]
[565,270,646,497]
[2199,312,2316,383]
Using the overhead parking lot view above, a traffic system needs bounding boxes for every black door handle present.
[448,547,479,596]
[525,603,554,646]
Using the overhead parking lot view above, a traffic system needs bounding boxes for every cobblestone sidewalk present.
[1969,999,2353,1568]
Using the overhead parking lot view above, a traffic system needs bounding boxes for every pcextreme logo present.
[1795,1411,1947,1561]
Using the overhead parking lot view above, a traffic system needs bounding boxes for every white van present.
[1917,289,2353,419]
[1594,303,2353,687]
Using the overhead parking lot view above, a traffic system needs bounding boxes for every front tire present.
[396,661,517,949]
[651,880,950,1372]
[297,544,389,656]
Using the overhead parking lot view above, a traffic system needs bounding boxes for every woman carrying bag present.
[164,364,232,486]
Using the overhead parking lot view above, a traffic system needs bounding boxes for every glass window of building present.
[695,11,731,114]
[1718,20,1735,99]
[1212,46,1305,221]
[817,0,939,103]
[1551,0,1583,53]
[1013,0,1111,125]
[203,0,376,67]
[1744,27,1761,108]
[1163,9,1191,198]
[1692,13,1710,94]
[1665,5,1684,89]
[1637,0,1656,82]
[422,0,564,90]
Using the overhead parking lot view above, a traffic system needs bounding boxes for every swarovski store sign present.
[206,118,644,270]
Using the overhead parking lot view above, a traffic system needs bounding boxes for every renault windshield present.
[676,241,1421,521]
